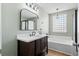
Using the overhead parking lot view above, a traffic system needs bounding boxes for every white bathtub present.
[48,35,76,56]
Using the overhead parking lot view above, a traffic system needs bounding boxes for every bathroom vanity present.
[17,35,48,56]
[17,5,48,56]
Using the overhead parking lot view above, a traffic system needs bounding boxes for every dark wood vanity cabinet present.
[17,36,48,56]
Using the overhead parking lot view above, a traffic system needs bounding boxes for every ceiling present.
[38,3,78,14]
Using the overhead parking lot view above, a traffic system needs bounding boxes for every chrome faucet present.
[32,31,36,36]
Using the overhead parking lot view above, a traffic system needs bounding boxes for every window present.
[53,14,67,32]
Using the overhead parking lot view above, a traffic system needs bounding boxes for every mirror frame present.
[20,8,39,31]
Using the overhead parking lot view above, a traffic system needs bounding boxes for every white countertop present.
[17,34,47,42]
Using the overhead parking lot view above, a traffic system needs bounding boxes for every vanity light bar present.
[26,3,39,12]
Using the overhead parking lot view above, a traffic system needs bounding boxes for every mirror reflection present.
[20,8,38,30]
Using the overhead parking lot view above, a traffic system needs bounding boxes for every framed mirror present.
[20,8,38,30]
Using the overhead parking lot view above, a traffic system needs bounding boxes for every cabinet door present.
[40,36,48,55]
[27,41,35,56]
[18,40,35,56]
[35,39,41,56]
[40,37,45,53]
[44,36,48,53]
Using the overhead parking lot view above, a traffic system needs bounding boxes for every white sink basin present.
[17,34,46,42]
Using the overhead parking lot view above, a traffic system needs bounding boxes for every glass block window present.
[53,14,67,32]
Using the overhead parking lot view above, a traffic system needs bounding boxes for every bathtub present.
[48,35,76,56]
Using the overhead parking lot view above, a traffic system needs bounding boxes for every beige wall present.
[49,9,75,36]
